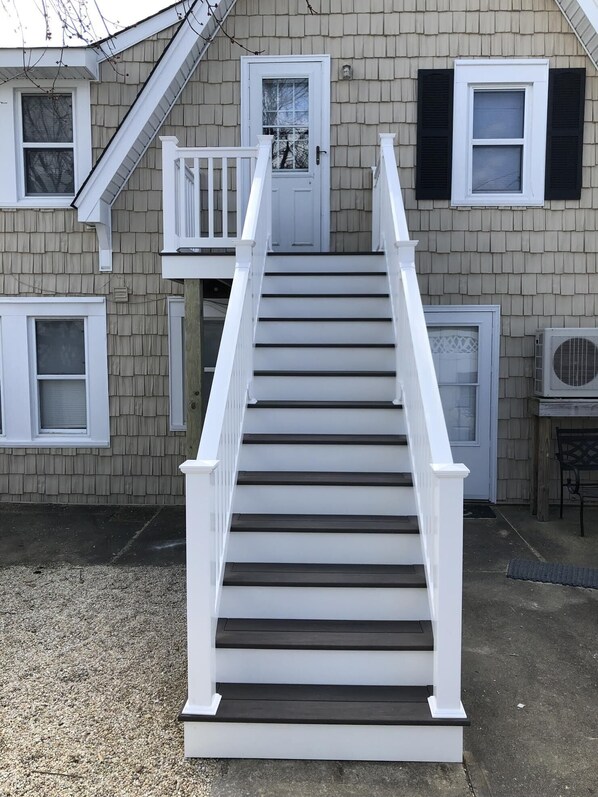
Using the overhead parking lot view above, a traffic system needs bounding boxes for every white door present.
[425,307,500,501]
[242,56,330,252]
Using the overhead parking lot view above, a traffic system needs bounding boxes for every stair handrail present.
[373,133,469,720]
[179,135,272,717]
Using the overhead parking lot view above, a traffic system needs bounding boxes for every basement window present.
[0,298,109,447]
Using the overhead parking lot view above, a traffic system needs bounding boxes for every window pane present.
[203,319,224,367]
[39,380,87,430]
[25,149,75,195]
[262,78,309,171]
[429,326,478,443]
[472,145,522,193]
[439,385,477,442]
[473,90,524,139]
[36,319,85,375]
[22,94,73,143]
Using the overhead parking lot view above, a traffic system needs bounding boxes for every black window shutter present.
[416,69,454,200]
[545,68,585,200]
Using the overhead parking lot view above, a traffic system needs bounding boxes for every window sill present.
[0,197,75,210]
[451,195,544,207]
[0,437,110,449]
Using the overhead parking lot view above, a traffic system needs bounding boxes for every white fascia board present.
[92,2,189,62]
[74,0,237,223]
[0,47,99,79]
[554,0,598,68]
[574,0,598,35]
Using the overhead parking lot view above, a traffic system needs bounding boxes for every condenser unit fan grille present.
[553,337,598,387]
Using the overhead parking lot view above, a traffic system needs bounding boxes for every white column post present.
[160,136,179,253]
[428,463,469,719]
[256,135,273,252]
[179,459,221,716]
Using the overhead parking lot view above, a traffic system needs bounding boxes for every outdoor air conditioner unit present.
[535,328,598,397]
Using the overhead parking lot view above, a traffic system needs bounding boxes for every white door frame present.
[240,54,331,252]
[424,304,500,503]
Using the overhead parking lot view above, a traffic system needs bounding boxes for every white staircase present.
[180,253,467,761]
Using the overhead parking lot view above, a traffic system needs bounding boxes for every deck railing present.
[178,136,272,716]
[161,137,261,250]
[373,133,469,720]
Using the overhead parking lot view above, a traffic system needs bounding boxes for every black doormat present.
[507,559,598,589]
[464,503,496,519]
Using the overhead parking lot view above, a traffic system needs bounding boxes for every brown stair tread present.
[259,317,393,322]
[216,618,432,650]
[223,562,425,588]
[237,471,412,487]
[254,370,395,377]
[230,513,418,533]
[248,400,400,409]
[242,434,407,445]
[181,683,469,726]
[255,343,394,348]
[262,293,389,298]
[265,271,387,277]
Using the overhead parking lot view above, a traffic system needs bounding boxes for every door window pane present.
[262,78,309,171]
[428,326,479,443]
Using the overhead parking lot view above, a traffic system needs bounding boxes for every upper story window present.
[21,93,75,196]
[452,60,549,207]
[0,81,91,208]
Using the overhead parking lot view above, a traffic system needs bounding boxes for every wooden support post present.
[185,279,204,460]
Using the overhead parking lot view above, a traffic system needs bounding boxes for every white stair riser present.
[216,649,432,686]
[266,254,386,272]
[263,274,389,294]
[256,320,394,344]
[227,531,423,564]
[245,407,405,435]
[238,443,409,472]
[184,723,464,762]
[234,484,415,515]
[260,296,390,318]
[254,346,394,371]
[253,375,395,401]
[220,586,429,620]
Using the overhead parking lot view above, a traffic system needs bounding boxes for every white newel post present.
[428,463,469,719]
[160,136,179,253]
[179,459,222,715]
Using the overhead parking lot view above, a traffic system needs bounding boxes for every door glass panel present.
[428,326,479,443]
[262,78,309,171]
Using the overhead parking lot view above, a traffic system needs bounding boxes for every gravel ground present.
[0,565,217,797]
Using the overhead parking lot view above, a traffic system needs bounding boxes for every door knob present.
[316,146,327,165]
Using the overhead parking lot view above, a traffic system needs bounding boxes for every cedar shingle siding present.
[0,0,596,504]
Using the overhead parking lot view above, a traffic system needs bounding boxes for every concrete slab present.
[462,509,598,797]
[0,503,186,567]
[209,759,472,797]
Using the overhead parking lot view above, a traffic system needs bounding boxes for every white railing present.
[373,133,469,720]
[178,136,272,716]
[161,136,261,250]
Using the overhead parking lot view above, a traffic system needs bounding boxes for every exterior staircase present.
[180,253,468,760]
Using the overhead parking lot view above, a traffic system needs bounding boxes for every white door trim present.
[424,304,500,503]
[240,54,331,252]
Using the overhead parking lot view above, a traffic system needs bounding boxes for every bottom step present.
[181,684,467,761]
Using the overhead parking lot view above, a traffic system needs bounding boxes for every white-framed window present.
[452,59,549,207]
[168,297,226,431]
[0,298,109,447]
[0,81,91,208]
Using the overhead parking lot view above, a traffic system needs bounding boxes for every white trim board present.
[93,2,190,62]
